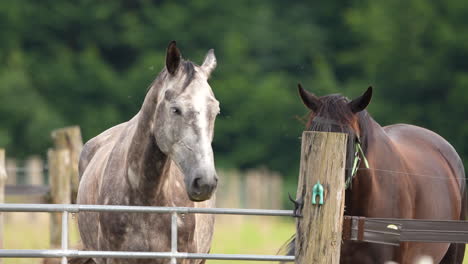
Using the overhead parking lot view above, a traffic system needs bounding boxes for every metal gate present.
[0,204,296,263]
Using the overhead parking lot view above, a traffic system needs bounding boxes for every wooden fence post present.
[0,149,7,264]
[5,159,16,185]
[295,132,347,264]
[48,149,71,248]
[51,126,83,203]
[26,156,44,185]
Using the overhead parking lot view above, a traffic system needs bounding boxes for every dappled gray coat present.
[76,41,220,264]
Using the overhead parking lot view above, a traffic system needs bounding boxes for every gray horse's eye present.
[171,107,182,115]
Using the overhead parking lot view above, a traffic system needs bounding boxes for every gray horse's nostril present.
[190,175,217,201]
[192,177,211,192]
[193,177,203,192]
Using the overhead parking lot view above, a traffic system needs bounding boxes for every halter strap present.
[346,138,370,189]
[310,116,369,190]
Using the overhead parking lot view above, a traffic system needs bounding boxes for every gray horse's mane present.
[146,60,197,94]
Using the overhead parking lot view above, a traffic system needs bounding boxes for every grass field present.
[209,216,294,264]
[2,213,468,264]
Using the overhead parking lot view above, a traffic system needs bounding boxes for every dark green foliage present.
[0,0,467,185]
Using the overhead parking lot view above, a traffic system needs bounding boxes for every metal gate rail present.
[0,204,296,263]
[0,249,295,261]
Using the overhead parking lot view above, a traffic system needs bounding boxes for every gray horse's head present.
[153,41,219,201]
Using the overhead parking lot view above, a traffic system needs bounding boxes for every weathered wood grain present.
[295,132,347,264]
[48,149,71,248]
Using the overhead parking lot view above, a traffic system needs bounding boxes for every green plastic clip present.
[312,181,324,205]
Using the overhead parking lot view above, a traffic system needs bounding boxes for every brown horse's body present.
[342,121,465,264]
[293,85,466,264]
[77,42,220,264]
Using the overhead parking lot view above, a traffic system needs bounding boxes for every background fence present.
[4,126,284,210]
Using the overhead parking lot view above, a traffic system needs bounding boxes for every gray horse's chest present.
[99,211,196,262]
[79,127,212,264]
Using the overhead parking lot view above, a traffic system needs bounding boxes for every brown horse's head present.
[152,41,219,201]
[297,84,373,176]
[298,84,372,135]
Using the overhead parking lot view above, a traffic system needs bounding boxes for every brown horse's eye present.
[171,107,182,115]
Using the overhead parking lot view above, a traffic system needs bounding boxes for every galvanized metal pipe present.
[0,203,296,262]
[0,204,295,216]
[0,250,295,261]
[171,212,178,264]
[61,211,68,264]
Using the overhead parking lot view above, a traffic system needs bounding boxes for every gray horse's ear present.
[166,41,181,75]
[349,86,373,113]
[298,83,321,112]
[201,49,217,77]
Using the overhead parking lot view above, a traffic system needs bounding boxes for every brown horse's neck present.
[346,116,401,216]
[126,77,171,203]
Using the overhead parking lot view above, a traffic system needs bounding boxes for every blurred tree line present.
[0,0,467,183]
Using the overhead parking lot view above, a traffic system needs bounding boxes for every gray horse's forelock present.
[145,60,195,96]
[180,61,196,91]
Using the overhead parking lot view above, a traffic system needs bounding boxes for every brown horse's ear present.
[166,41,181,75]
[349,86,373,113]
[298,83,321,112]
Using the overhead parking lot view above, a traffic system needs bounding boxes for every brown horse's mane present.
[305,94,353,129]
[306,94,375,161]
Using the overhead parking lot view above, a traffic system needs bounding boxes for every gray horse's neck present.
[126,77,171,204]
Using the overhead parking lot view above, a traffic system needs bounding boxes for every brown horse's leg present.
[439,243,465,264]
[441,179,467,264]
[399,242,449,264]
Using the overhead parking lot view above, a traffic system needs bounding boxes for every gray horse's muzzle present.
[187,170,218,201]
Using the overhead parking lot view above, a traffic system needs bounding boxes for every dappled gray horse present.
[76,41,220,264]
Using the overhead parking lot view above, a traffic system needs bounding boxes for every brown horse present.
[76,41,220,264]
[287,84,466,264]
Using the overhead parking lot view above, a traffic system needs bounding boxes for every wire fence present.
[0,204,296,264]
